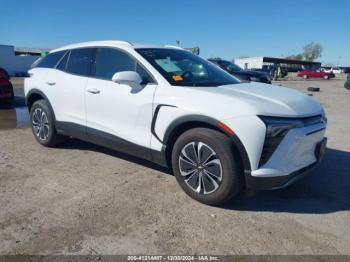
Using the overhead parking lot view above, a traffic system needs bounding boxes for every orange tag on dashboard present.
[172,75,183,81]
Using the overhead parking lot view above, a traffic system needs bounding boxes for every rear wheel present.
[30,100,66,147]
[303,75,308,79]
[171,128,243,205]
[323,75,329,80]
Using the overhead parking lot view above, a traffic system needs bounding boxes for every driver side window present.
[94,48,153,84]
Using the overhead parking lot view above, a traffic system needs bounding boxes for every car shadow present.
[0,96,26,109]
[56,139,350,214]
[57,138,171,175]
[223,148,350,214]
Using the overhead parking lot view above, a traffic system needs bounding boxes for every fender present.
[26,88,57,122]
[155,112,252,174]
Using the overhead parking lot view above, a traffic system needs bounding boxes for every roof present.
[51,40,184,53]
[235,56,321,66]
[14,47,51,54]
[0,44,51,55]
[262,56,321,66]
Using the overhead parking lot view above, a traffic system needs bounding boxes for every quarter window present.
[66,48,94,76]
[56,51,70,71]
[34,51,66,68]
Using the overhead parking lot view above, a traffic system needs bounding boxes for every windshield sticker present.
[155,59,182,73]
[172,75,183,81]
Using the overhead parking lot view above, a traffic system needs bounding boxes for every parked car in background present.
[324,67,343,74]
[0,68,14,106]
[25,41,327,205]
[252,64,288,79]
[0,67,10,79]
[209,59,271,84]
[297,68,335,80]
[345,74,350,90]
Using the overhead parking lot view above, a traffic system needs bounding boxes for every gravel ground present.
[0,77,349,255]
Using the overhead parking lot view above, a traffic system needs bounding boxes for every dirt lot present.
[0,77,349,255]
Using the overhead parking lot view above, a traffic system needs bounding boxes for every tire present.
[171,128,243,205]
[323,75,329,80]
[303,75,308,79]
[307,87,320,92]
[30,99,65,147]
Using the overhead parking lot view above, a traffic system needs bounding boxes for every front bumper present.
[245,133,327,190]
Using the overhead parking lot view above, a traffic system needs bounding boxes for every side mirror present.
[112,71,142,86]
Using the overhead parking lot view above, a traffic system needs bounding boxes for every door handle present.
[46,81,56,86]
[87,88,101,94]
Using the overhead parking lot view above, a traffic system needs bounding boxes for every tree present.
[303,42,323,61]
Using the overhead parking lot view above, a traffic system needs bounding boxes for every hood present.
[184,82,323,119]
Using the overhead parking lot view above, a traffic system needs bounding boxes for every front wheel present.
[30,100,66,147]
[171,128,243,205]
[323,75,329,80]
[303,75,308,79]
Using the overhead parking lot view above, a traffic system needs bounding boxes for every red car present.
[297,69,335,80]
[0,68,14,106]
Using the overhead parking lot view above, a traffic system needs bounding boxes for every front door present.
[85,47,157,157]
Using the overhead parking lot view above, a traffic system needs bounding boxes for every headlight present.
[258,116,322,167]
[260,116,304,137]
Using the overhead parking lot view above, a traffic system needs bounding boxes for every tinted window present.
[35,51,66,68]
[219,61,242,72]
[136,63,153,84]
[66,48,93,76]
[56,51,70,71]
[94,48,135,80]
[137,48,240,87]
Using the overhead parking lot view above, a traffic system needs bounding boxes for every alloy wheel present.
[32,108,50,141]
[178,141,223,194]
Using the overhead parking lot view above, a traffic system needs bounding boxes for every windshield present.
[136,48,240,87]
[219,60,243,72]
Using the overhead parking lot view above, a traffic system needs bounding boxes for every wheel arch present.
[162,115,251,175]
[26,89,56,122]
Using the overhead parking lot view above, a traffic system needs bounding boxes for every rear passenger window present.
[94,48,135,80]
[34,51,66,68]
[66,48,93,76]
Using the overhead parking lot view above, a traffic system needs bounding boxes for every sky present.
[1,0,349,65]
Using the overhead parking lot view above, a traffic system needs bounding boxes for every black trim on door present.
[55,121,168,167]
[151,104,177,144]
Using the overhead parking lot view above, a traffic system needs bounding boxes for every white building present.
[234,56,321,72]
[234,57,264,70]
[0,45,50,76]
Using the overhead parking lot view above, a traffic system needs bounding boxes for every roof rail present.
[56,40,133,51]
[114,40,133,46]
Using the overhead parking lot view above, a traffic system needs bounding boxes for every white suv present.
[25,41,327,205]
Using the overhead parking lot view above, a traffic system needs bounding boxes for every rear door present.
[47,48,94,132]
